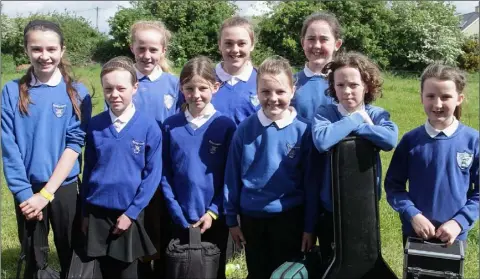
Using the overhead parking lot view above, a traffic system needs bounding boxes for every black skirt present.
[85,204,157,263]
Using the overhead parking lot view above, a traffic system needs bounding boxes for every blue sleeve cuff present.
[16,188,34,204]
[125,205,141,220]
[66,144,82,154]
[226,214,239,227]
[453,214,469,232]
[403,206,421,221]
[304,221,316,234]
[348,112,365,126]
[207,206,219,216]
[172,213,190,228]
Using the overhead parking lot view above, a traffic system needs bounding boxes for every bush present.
[1,11,108,66]
[1,54,16,73]
[458,35,480,72]
[109,0,237,66]
[92,39,133,64]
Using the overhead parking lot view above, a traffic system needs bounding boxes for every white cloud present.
[451,1,478,14]
[236,1,271,17]
[1,1,132,34]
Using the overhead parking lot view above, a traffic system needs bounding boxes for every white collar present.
[303,63,328,78]
[215,62,253,83]
[30,68,62,87]
[337,103,366,116]
[424,117,459,138]
[109,103,136,124]
[184,103,216,121]
[135,65,163,81]
[257,107,297,129]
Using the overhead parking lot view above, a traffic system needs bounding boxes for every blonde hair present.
[257,56,294,88]
[218,16,255,45]
[130,20,172,73]
[100,56,138,85]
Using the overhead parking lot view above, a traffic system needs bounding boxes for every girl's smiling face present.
[257,72,295,121]
[181,75,220,116]
[301,20,342,71]
[421,78,464,130]
[218,26,254,75]
[25,30,65,80]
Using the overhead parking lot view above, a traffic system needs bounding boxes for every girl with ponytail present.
[1,19,92,278]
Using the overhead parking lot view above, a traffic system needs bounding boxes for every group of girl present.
[2,10,478,279]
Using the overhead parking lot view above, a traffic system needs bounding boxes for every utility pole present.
[95,7,99,31]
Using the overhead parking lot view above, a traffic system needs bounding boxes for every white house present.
[459,5,479,37]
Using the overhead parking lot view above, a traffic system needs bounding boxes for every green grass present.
[1,66,479,278]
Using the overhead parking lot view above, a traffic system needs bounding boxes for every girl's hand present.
[355,110,374,125]
[229,226,246,249]
[435,220,462,246]
[112,214,132,235]
[20,193,49,220]
[82,217,89,235]
[411,213,436,240]
[192,213,213,234]
[301,232,314,252]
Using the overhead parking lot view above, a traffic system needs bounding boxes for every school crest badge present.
[456,151,473,170]
[250,94,260,107]
[131,140,145,155]
[286,143,300,159]
[52,104,66,118]
[209,140,222,154]
[164,94,174,110]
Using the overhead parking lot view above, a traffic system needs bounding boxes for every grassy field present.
[1,65,479,278]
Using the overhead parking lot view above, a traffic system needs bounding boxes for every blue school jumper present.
[223,111,312,228]
[307,104,398,221]
[1,79,91,203]
[385,124,479,240]
[81,110,162,220]
[104,72,183,126]
[161,111,236,228]
[211,69,259,125]
[292,70,332,122]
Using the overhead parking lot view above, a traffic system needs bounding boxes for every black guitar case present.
[322,136,397,279]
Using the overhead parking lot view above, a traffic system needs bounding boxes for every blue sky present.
[1,1,478,34]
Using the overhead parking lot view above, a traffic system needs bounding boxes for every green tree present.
[319,1,392,69]
[457,35,480,72]
[108,0,237,67]
[257,1,392,68]
[257,1,323,67]
[388,1,463,71]
[1,11,107,66]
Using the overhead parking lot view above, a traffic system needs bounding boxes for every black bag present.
[66,246,102,278]
[404,237,464,279]
[16,220,60,279]
[165,227,221,279]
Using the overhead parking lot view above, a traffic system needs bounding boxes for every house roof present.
[459,12,479,31]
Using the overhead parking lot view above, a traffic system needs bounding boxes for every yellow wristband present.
[207,210,218,220]
[39,188,54,202]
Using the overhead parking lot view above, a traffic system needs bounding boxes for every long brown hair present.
[19,19,81,118]
[179,56,216,112]
[420,63,466,120]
